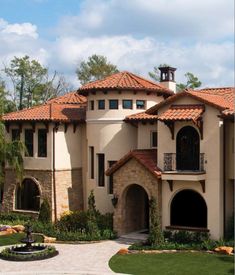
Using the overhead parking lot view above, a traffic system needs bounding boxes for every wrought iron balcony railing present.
[164,153,205,172]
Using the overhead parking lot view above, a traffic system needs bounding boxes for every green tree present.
[148,197,164,246]
[4,56,70,110]
[0,79,16,115]
[87,190,100,237]
[76,54,119,85]
[0,122,25,193]
[176,72,202,91]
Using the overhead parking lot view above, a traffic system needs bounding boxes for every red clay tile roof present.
[125,111,158,122]
[2,91,86,123]
[158,104,205,122]
[146,87,235,117]
[106,149,161,178]
[79,71,173,96]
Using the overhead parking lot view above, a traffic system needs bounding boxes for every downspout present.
[223,119,226,237]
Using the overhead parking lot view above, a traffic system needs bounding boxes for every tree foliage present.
[76,54,119,85]
[0,80,15,115]
[148,64,170,82]
[38,198,51,223]
[0,122,25,187]
[148,196,164,246]
[3,55,70,110]
[176,72,202,91]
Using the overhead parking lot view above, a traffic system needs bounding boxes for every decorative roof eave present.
[146,90,227,115]
[106,149,161,179]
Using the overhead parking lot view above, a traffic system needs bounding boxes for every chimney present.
[159,66,177,93]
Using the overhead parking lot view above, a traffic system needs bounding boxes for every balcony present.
[162,153,206,188]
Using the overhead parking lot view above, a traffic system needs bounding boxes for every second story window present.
[38,129,47,158]
[98,100,105,110]
[89,100,94,110]
[25,129,34,157]
[12,129,20,141]
[89,146,94,179]
[136,100,146,109]
[109,100,118,109]
[122,100,133,109]
[97,153,105,186]
[108,161,117,194]
[151,131,158,148]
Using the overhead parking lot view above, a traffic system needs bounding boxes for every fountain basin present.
[0,244,58,261]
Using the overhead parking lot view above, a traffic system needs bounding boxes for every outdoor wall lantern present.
[111,194,118,207]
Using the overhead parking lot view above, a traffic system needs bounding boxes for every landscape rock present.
[44,236,57,243]
[214,246,234,255]
[12,225,25,232]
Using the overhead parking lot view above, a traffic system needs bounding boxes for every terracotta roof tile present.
[2,91,86,122]
[125,111,158,122]
[106,149,161,178]
[147,87,235,116]
[79,71,173,96]
[158,105,205,122]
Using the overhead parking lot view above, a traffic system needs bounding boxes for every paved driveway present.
[0,240,129,275]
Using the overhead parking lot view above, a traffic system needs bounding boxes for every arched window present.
[171,189,207,228]
[176,126,199,170]
[16,179,40,211]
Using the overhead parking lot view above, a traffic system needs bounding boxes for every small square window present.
[136,100,146,109]
[98,100,105,110]
[151,131,157,148]
[122,100,133,109]
[109,100,118,109]
[89,100,94,110]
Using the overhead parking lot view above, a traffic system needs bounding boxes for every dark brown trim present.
[164,121,174,139]
[199,180,206,193]
[52,126,57,221]
[167,180,173,191]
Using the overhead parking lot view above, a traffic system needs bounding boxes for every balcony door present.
[176,126,199,171]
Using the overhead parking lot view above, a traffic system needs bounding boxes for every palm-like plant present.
[0,122,25,189]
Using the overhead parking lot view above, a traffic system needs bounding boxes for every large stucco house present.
[1,67,234,239]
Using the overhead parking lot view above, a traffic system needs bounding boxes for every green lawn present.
[0,233,43,246]
[109,252,234,275]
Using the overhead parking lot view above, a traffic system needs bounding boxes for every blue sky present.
[0,0,234,88]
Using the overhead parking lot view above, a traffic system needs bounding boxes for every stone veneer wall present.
[55,168,83,218]
[2,169,53,217]
[113,158,162,235]
[2,168,84,220]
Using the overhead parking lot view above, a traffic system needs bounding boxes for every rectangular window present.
[98,100,105,110]
[151,131,158,148]
[89,146,94,179]
[38,129,47,157]
[108,161,117,194]
[97,153,105,186]
[136,100,146,109]
[109,100,118,109]
[122,100,133,109]
[25,129,34,157]
[89,100,94,110]
[12,129,20,141]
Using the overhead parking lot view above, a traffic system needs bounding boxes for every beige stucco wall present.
[85,90,165,213]
[158,97,224,239]
[54,124,83,170]
[137,123,158,149]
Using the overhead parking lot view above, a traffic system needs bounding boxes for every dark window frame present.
[38,129,47,158]
[109,99,118,109]
[89,146,94,179]
[24,129,34,157]
[98,100,105,110]
[151,131,158,148]
[89,100,94,110]
[97,153,105,187]
[12,129,20,141]
[122,100,133,109]
[136,100,146,110]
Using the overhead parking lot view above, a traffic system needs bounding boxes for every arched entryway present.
[170,189,207,228]
[124,184,149,233]
[16,178,40,211]
[176,126,199,170]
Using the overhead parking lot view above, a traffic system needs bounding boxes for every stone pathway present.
[0,240,130,275]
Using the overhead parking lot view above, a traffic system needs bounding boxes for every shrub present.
[38,199,51,223]
[0,212,33,223]
[163,230,210,244]
[56,211,88,232]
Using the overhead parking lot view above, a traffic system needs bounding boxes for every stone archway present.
[124,184,149,233]
[170,189,207,228]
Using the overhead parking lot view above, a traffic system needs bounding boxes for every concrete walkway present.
[0,240,130,275]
